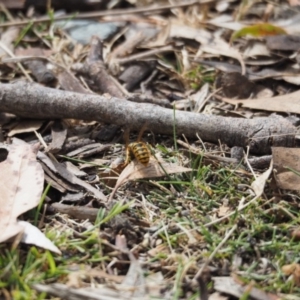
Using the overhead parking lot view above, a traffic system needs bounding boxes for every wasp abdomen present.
[130,142,150,166]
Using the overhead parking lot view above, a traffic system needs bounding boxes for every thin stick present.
[115,45,174,64]
[244,146,256,179]
[0,0,214,28]
[0,42,33,82]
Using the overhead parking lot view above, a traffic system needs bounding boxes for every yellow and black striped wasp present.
[123,123,151,167]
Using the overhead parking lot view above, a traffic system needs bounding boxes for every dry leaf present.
[209,292,228,300]
[8,120,44,137]
[0,0,25,9]
[217,203,230,217]
[221,90,300,114]
[109,158,192,201]
[266,35,300,51]
[208,15,244,31]
[282,263,300,287]
[48,120,67,153]
[192,83,210,113]
[120,253,146,298]
[148,243,170,257]
[288,0,300,6]
[15,46,53,57]
[121,157,191,182]
[169,22,212,45]
[200,36,246,75]
[243,41,271,58]
[0,27,20,57]
[251,161,273,196]
[169,22,245,73]
[19,221,61,254]
[272,147,300,190]
[57,68,91,94]
[98,157,124,188]
[213,276,280,300]
[38,151,107,201]
[291,228,300,241]
[116,251,164,299]
[34,271,165,299]
[0,142,44,242]
[231,23,286,42]
[66,266,125,288]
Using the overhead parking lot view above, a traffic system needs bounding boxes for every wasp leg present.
[137,122,148,142]
[123,144,132,167]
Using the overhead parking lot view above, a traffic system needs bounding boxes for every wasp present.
[123,123,151,167]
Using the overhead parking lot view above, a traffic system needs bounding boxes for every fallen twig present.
[0,0,214,28]
[0,81,296,155]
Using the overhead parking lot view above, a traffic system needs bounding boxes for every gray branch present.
[0,81,296,154]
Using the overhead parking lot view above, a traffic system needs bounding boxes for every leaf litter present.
[0,0,300,299]
[0,140,60,253]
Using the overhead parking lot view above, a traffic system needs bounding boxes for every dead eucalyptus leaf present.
[19,221,61,254]
[213,276,280,300]
[0,142,44,242]
[119,158,191,183]
[266,34,300,51]
[57,68,90,94]
[48,120,67,153]
[38,151,107,201]
[251,160,273,196]
[243,41,270,58]
[8,120,44,137]
[282,263,300,287]
[169,22,245,74]
[231,23,286,42]
[109,158,192,201]
[200,36,246,75]
[221,90,300,114]
[272,147,300,190]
